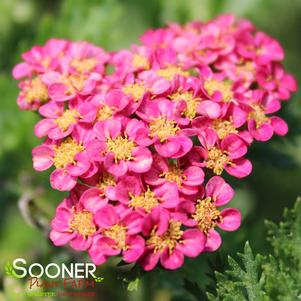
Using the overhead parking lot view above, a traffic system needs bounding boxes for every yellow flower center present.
[170,91,200,120]
[71,58,98,73]
[236,61,255,76]
[129,187,160,213]
[248,104,268,128]
[122,83,147,102]
[55,109,80,131]
[160,165,185,187]
[192,197,222,234]
[211,119,238,140]
[132,54,150,70]
[63,75,86,95]
[204,79,233,103]
[149,116,179,142]
[68,209,97,238]
[53,137,85,169]
[97,104,114,121]
[106,136,136,162]
[103,224,128,250]
[97,172,116,193]
[206,147,231,175]
[24,77,49,104]
[147,221,183,254]
[156,66,189,81]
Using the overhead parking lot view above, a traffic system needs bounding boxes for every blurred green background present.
[0,0,300,300]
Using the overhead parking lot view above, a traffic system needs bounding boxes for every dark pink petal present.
[248,119,273,141]
[122,212,143,235]
[160,248,184,270]
[50,230,76,246]
[32,145,54,171]
[67,156,90,176]
[104,152,128,177]
[205,176,234,206]
[48,83,73,102]
[80,187,108,213]
[34,119,55,138]
[12,62,31,79]
[39,101,62,118]
[270,116,288,136]
[123,235,145,263]
[183,166,204,186]
[94,119,121,141]
[177,229,205,257]
[204,229,222,252]
[128,147,153,173]
[51,210,71,232]
[154,139,181,158]
[139,247,160,271]
[90,236,120,256]
[222,134,247,159]
[70,235,93,251]
[218,208,241,231]
[169,136,193,158]
[88,239,108,265]
[197,100,221,119]
[50,169,77,191]
[225,158,252,178]
[94,205,119,228]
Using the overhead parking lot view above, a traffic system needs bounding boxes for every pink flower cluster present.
[13,15,297,270]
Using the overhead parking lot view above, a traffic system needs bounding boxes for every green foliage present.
[207,198,301,301]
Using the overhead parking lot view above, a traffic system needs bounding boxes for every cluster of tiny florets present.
[13,15,297,270]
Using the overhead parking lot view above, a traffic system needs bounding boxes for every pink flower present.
[65,41,109,75]
[178,176,241,252]
[91,90,130,123]
[114,174,180,213]
[16,76,50,110]
[245,90,288,141]
[138,99,193,158]
[32,125,96,191]
[92,118,153,177]
[257,63,297,101]
[34,100,96,139]
[197,129,252,178]
[144,154,204,195]
[44,70,101,102]
[237,31,284,65]
[14,15,297,270]
[88,205,145,265]
[12,39,68,79]
[50,188,107,250]
[167,76,221,124]
[139,207,206,270]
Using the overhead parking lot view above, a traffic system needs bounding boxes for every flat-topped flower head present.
[14,15,297,271]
